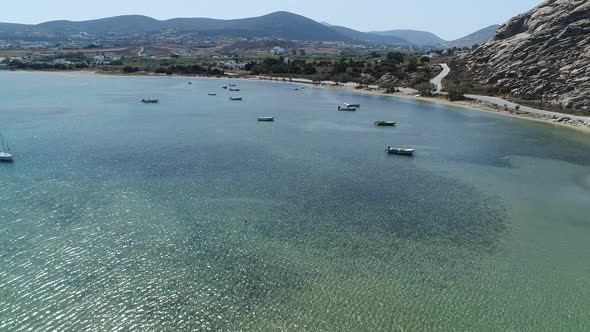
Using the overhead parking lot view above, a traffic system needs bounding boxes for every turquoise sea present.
[0,71,589,331]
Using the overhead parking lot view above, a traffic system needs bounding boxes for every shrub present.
[446,81,470,101]
[123,66,139,73]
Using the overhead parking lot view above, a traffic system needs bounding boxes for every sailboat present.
[0,130,14,162]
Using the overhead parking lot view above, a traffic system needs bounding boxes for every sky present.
[0,0,545,40]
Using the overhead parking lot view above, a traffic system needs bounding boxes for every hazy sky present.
[1,0,544,40]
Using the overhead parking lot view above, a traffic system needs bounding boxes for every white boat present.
[0,131,14,162]
[345,103,360,108]
[257,116,274,121]
[0,152,13,162]
[338,105,357,111]
[375,121,396,126]
[385,146,415,156]
[229,97,243,101]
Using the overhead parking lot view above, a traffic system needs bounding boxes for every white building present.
[272,46,286,55]
[172,49,193,57]
[93,55,121,65]
[53,59,72,65]
[223,60,247,70]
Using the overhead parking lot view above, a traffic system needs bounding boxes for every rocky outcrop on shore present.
[452,0,590,112]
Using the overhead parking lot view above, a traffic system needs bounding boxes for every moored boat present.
[257,116,274,121]
[0,131,14,162]
[0,152,13,162]
[222,86,228,89]
[375,121,396,126]
[345,103,360,108]
[141,98,159,104]
[385,146,415,156]
[208,93,217,96]
[338,105,357,111]
[229,88,240,91]
[229,84,236,87]
[229,97,243,101]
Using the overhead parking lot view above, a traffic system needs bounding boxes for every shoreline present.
[247,75,590,134]
[6,69,590,134]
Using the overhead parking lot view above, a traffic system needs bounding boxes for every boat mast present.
[0,131,6,152]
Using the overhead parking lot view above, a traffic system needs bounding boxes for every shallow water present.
[0,72,589,331]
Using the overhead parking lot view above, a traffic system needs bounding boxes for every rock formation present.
[452,0,590,111]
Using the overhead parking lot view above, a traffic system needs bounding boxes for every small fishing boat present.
[229,84,236,87]
[345,103,360,108]
[229,88,240,92]
[0,131,14,162]
[375,121,396,126]
[188,82,192,85]
[222,86,228,89]
[229,97,243,101]
[338,105,357,111]
[385,146,415,156]
[257,116,274,121]
[208,93,217,96]
[141,98,159,104]
[0,152,12,162]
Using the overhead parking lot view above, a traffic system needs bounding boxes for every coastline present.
[247,75,590,134]
[6,69,590,134]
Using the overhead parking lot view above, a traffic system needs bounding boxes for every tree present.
[415,82,436,96]
[380,81,398,93]
[123,66,139,73]
[385,51,405,65]
[446,81,470,101]
[291,49,297,56]
[406,55,419,72]
[299,49,306,56]
[332,59,348,74]
[369,51,380,59]
[302,63,317,75]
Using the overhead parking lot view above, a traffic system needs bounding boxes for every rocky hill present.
[451,0,590,112]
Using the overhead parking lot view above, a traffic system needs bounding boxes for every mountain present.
[447,25,500,48]
[369,30,446,46]
[452,0,590,111]
[35,15,163,34]
[0,12,499,48]
[0,12,350,42]
[164,12,349,41]
[326,25,410,45]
